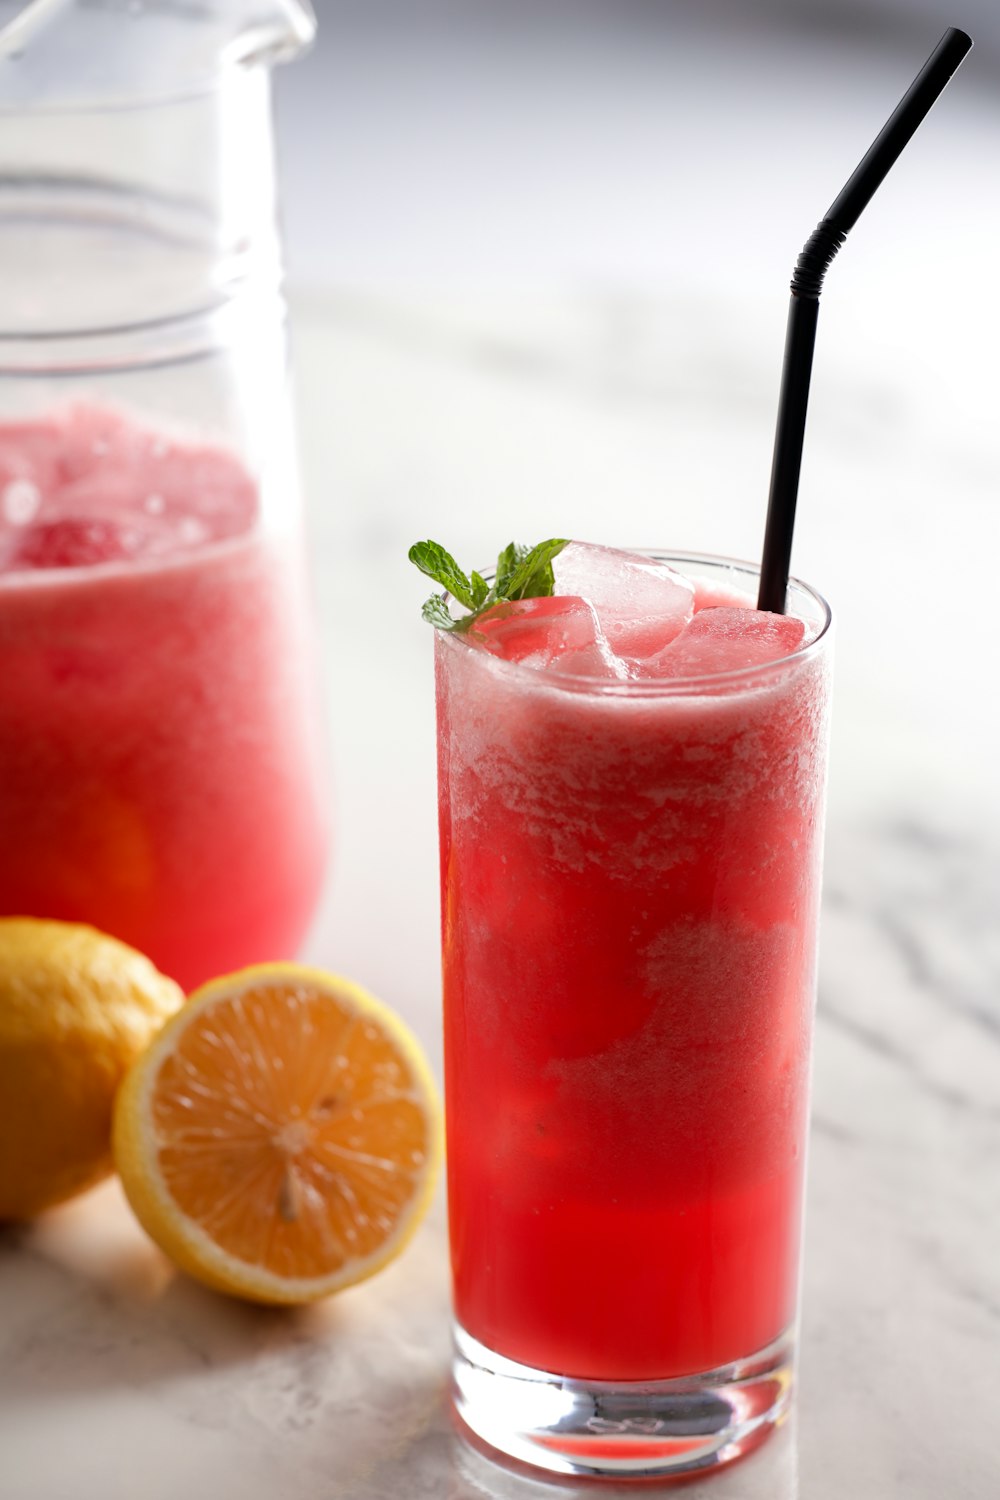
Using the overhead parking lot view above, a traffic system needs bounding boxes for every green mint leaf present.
[408,541,475,610]
[410,536,570,629]
[421,593,457,629]
[470,571,490,608]
[494,541,529,595]
[506,538,570,600]
[496,542,519,575]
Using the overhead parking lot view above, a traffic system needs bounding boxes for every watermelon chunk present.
[7,516,152,570]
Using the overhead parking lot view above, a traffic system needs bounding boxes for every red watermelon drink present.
[423,540,831,1478]
[0,404,328,990]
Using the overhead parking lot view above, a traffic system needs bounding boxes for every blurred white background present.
[278,0,999,292]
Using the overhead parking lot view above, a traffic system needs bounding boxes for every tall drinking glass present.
[0,1,328,990]
[436,553,832,1479]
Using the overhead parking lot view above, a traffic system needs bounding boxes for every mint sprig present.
[409,537,570,631]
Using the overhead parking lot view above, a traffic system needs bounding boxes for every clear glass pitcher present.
[0,0,329,990]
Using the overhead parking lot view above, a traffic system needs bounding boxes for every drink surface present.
[438,545,830,1380]
[0,405,327,990]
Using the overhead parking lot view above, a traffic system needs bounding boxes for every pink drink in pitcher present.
[0,405,328,990]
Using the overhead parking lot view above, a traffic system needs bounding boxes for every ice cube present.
[470,595,627,678]
[141,444,258,538]
[642,607,807,678]
[0,417,62,513]
[57,404,140,481]
[691,577,756,610]
[50,423,258,545]
[0,406,259,567]
[54,467,156,518]
[553,542,695,657]
[2,478,42,527]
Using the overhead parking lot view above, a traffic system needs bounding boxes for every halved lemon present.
[113,964,442,1304]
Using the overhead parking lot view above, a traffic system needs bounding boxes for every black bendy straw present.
[757,26,973,614]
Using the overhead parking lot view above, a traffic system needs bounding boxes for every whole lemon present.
[0,918,183,1220]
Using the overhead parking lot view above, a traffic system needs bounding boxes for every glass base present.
[452,1323,794,1480]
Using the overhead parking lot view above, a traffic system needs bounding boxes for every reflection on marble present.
[2,282,998,1499]
[447,1417,799,1500]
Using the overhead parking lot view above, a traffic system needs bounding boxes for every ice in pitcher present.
[0,404,257,570]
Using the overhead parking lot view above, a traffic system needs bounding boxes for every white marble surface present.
[2,282,997,1500]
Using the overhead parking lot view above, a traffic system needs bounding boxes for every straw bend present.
[790,220,848,299]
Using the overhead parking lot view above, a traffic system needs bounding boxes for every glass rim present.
[437,549,832,697]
